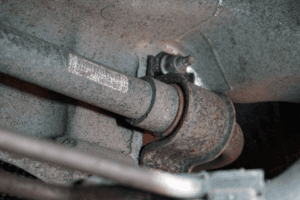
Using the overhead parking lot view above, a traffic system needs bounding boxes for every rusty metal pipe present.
[0,23,180,132]
[0,127,204,198]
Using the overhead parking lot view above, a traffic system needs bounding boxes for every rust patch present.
[190,123,244,172]
[143,132,156,146]
[215,111,221,121]
[120,32,129,39]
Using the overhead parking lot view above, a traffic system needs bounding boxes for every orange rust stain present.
[120,32,129,39]
[143,132,156,146]
[215,111,221,121]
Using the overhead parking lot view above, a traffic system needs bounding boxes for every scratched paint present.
[68,54,128,93]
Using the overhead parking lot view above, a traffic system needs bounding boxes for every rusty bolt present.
[160,54,195,75]
[174,55,195,74]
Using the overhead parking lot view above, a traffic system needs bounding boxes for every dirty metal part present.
[0,22,184,135]
[140,73,239,173]
[56,137,137,166]
[0,150,78,186]
[160,54,195,75]
[127,77,179,133]
[146,52,168,78]
[205,169,265,197]
[147,52,195,77]
[177,0,300,103]
[0,22,152,120]
[0,169,70,200]
[0,168,174,200]
[0,155,265,200]
[161,84,185,137]
[0,73,67,139]
[69,185,174,200]
[208,188,259,200]
[0,127,205,198]
[65,99,139,156]
[189,123,244,172]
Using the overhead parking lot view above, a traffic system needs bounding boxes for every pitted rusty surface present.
[141,81,234,173]
[190,123,244,172]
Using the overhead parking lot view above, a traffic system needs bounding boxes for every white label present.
[68,54,128,93]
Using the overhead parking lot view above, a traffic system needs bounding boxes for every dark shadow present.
[204,102,300,180]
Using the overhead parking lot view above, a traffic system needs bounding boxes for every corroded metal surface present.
[140,74,238,173]
[190,123,244,172]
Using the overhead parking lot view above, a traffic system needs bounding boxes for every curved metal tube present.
[0,127,205,199]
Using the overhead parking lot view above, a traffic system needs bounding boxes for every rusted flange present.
[139,73,241,173]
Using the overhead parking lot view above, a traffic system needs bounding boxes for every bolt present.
[175,56,195,74]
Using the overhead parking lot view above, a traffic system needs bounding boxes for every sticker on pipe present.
[68,54,128,93]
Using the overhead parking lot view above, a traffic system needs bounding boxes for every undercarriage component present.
[0,22,244,172]
[0,127,265,199]
[140,73,243,173]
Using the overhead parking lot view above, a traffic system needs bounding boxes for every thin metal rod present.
[0,169,70,200]
[0,127,204,198]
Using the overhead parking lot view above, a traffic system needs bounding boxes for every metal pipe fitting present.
[0,22,180,133]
